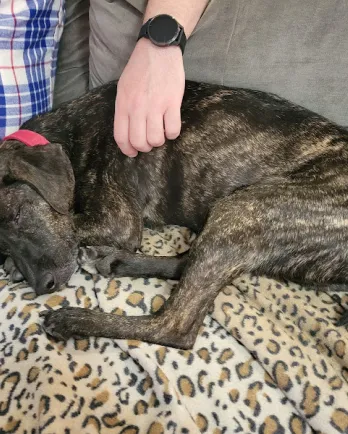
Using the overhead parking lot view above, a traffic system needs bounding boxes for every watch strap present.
[175,27,187,54]
[137,22,148,41]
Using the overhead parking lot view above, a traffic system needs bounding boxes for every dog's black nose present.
[37,272,57,295]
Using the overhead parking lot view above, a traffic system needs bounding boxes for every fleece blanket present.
[0,225,348,434]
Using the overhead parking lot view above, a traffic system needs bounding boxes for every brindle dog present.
[1,81,348,349]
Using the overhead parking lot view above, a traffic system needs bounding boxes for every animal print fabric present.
[0,226,347,434]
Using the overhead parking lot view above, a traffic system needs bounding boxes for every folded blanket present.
[0,226,347,433]
[0,0,65,139]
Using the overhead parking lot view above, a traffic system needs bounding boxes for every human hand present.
[114,38,185,157]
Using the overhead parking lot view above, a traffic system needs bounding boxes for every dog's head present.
[0,140,78,295]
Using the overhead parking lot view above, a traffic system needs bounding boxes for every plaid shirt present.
[0,0,65,139]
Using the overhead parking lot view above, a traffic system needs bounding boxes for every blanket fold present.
[0,226,347,433]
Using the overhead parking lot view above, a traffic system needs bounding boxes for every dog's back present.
[22,81,348,232]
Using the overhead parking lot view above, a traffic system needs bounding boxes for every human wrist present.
[135,37,183,59]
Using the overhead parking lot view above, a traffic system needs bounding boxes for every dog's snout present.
[36,272,57,295]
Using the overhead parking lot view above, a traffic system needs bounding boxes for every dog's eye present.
[14,207,22,225]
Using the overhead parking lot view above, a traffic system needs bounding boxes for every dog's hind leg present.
[41,180,348,348]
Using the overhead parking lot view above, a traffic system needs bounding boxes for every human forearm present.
[143,0,209,37]
[114,1,209,156]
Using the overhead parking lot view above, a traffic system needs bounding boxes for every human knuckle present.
[130,141,152,152]
[148,134,165,147]
[165,128,180,140]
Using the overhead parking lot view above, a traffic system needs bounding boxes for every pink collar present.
[2,129,49,147]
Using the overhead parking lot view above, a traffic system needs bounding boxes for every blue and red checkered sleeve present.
[0,0,65,139]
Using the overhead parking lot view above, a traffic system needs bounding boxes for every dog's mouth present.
[5,249,79,295]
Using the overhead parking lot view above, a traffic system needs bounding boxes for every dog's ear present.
[6,143,75,215]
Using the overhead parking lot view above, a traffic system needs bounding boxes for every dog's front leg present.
[40,190,266,348]
[78,246,189,280]
[40,236,232,349]
[40,270,225,349]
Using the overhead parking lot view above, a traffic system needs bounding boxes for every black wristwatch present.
[137,14,187,54]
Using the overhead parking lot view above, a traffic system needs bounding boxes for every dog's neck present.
[2,130,50,147]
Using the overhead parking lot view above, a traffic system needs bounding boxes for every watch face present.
[148,14,180,46]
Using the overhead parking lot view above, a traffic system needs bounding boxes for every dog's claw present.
[78,247,96,265]
[43,323,68,342]
[4,257,15,277]
[11,269,24,282]
[336,310,348,327]
[39,310,50,318]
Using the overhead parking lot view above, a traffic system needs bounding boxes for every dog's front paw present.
[95,254,119,277]
[78,246,131,277]
[78,246,116,274]
[40,307,93,341]
[4,257,24,282]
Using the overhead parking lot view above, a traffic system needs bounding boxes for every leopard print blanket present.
[0,226,348,434]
